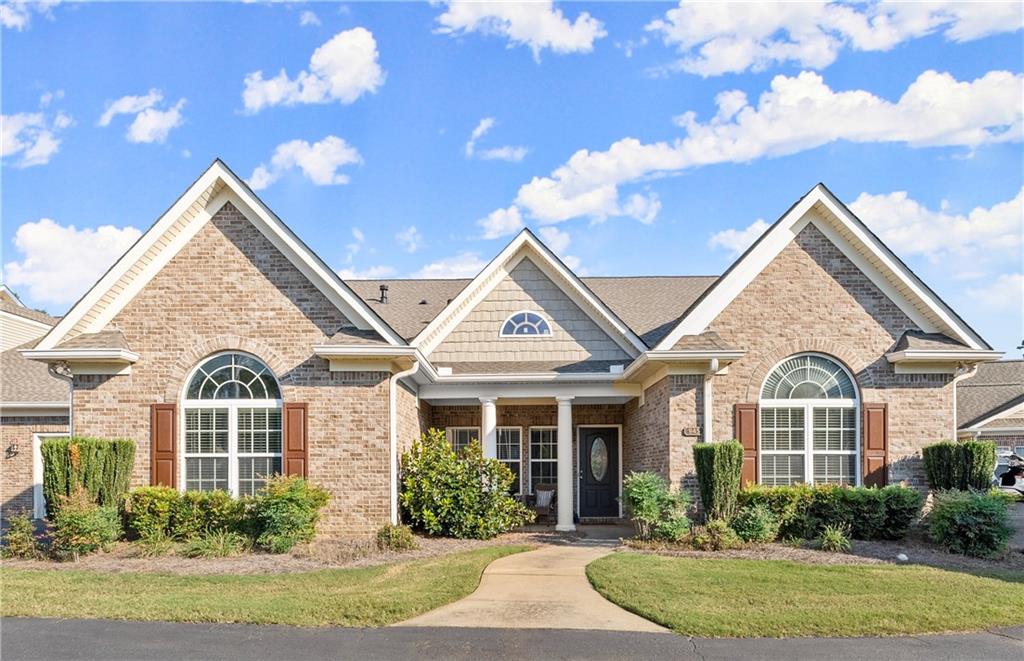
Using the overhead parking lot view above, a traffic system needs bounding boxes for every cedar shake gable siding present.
[69,203,392,536]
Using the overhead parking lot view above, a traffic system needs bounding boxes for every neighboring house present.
[0,291,69,518]
[3,160,1002,536]
[957,360,1024,454]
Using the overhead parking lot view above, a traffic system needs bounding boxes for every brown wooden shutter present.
[862,402,888,487]
[150,403,177,487]
[283,402,309,477]
[735,403,759,487]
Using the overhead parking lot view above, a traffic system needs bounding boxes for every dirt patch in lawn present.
[0,529,577,575]
[624,537,1024,573]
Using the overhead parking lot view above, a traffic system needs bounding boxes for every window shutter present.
[284,402,309,478]
[150,403,177,487]
[735,403,759,487]
[862,402,888,487]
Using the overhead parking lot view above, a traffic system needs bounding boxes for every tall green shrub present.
[928,490,1012,558]
[400,428,533,539]
[248,476,330,553]
[622,471,690,541]
[41,437,135,517]
[693,441,743,521]
[923,440,997,491]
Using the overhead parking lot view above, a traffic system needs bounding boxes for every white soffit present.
[411,229,647,358]
[655,185,989,351]
[35,161,405,351]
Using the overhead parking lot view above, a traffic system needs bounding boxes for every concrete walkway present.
[398,540,667,632]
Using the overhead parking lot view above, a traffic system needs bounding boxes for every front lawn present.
[1,546,528,627]
[587,552,1024,637]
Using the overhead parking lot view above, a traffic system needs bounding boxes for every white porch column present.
[556,395,575,531]
[480,397,497,459]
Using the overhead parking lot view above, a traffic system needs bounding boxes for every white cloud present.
[1,110,72,168]
[98,90,186,144]
[412,251,488,278]
[248,135,362,190]
[242,27,385,113]
[1,0,59,31]
[478,205,524,239]
[849,187,1024,259]
[299,9,320,27]
[39,89,63,108]
[3,218,142,306]
[968,273,1023,311]
[396,225,423,253]
[537,226,580,270]
[494,69,1022,225]
[338,264,396,280]
[435,1,607,61]
[647,1,1024,77]
[621,192,661,225]
[344,227,364,264]
[464,117,528,162]
[708,219,771,256]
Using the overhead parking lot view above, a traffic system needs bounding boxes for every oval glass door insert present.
[590,437,608,481]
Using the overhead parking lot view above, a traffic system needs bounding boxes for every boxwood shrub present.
[41,437,135,516]
[922,440,997,491]
[738,484,923,540]
[693,441,743,521]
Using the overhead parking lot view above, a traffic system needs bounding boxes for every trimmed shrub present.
[691,519,742,551]
[923,440,997,491]
[738,484,922,540]
[819,523,852,553]
[1,512,40,559]
[623,471,690,542]
[400,429,534,540]
[50,488,122,560]
[731,504,780,543]
[41,437,135,516]
[249,476,330,553]
[693,441,743,521]
[377,524,417,551]
[171,490,244,540]
[181,530,250,558]
[123,487,179,540]
[928,490,1012,558]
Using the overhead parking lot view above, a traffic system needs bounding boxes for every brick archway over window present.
[164,335,291,402]
[741,339,874,402]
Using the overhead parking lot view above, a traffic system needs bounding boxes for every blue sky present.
[2,1,1022,354]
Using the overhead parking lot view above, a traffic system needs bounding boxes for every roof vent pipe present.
[379,284,389,303]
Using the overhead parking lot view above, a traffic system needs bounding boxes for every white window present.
[529,427,558,493]
[182,353,283,497]
[447,427,479,454]
[500,310,552,337]
[759,354,859,486]
[497,427,522,494]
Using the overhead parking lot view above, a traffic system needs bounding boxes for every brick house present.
[2,160,1005,535]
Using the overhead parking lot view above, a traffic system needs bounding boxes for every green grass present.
[587,552,1024,638]
[1,546,528,627]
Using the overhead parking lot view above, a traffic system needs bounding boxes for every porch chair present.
[532,483,557,524]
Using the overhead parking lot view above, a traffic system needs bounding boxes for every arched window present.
[182,353,283,496]
[500,311,552,337]
[759,354,859,487]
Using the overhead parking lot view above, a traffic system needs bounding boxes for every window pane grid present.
[497,428,522,494]
[761,454,804,486]
[184,408,228,454]
[760,407,805,452]
[812,407,856,452]
[185,457,228,492]
[448,428,479,453]
[238,456,282,497]
[529,428,557,493]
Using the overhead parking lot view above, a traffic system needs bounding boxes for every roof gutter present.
[885,350,1003,364]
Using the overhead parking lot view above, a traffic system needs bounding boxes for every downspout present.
[48,361,74,436]
[389,359,420,525]
[951,363,977,440]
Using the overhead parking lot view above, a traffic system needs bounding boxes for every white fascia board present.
[431,371,628,384]
[886,350,1003,363]
[419,381,642,401]
[621,350,745,381]
[0,403,69,417]
[22,348,140,363]
[412,230,647,358]
[0,310,53,332]
[312,346,418,359]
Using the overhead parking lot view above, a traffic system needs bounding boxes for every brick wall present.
[69,203,392,537]
[695,222,953,490]
[1,416,68,517]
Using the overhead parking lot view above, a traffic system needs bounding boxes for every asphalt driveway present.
[3,618,1022,661]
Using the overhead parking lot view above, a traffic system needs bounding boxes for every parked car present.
[994,449,1024,499]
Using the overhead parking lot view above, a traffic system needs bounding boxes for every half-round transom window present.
[761,354,856,400]
[500,311,552,337]
[186,353,281,400]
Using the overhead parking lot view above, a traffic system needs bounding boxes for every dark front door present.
[578,427,619,518]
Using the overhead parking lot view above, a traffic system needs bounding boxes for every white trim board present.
[412,229,647,359]
[34,160,405,351]
[655,184,991,352]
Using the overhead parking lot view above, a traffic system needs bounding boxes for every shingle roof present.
[436,359,625,375]
[894,330,970,351]
[0,298,59,326]
[346,276,718,347]
[671,330,736,351]
[958,360,1024,429]
[54,329,132,351]
[1,342,69,404]
[321,326,390,346]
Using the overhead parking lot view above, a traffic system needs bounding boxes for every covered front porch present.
[419,383,639,531]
